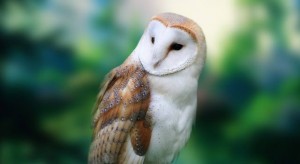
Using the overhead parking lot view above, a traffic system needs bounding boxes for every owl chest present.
[144,75,197,163]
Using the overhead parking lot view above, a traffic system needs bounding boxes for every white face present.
[137,20,199,76]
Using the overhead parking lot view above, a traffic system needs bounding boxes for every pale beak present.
[152,45,169,68]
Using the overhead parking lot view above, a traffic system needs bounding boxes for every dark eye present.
[151,37,155,44]
[170,43,183,51]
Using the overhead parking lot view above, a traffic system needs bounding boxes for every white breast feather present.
[144,67,198,163]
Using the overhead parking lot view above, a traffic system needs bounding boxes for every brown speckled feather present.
[89,63,152,164]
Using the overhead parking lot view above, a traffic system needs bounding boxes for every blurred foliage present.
[1,0,300,164]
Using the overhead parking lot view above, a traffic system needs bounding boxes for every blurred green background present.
[1,0,300,163]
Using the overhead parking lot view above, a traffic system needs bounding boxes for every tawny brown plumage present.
[89,61,151,163]
[152,13,205,43]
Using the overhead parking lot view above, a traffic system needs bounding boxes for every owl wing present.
[89,64,152,164]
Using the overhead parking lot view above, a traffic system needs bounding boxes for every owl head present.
[135,12,206,77]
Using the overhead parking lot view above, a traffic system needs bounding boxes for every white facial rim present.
[138,21,198,76]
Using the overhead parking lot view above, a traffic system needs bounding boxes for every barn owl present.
[88,12,206,164]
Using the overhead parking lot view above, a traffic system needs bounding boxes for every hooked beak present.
[152,46,170,68]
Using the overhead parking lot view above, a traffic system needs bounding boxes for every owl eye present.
[170,43,183,51]
[151,37,155,44]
